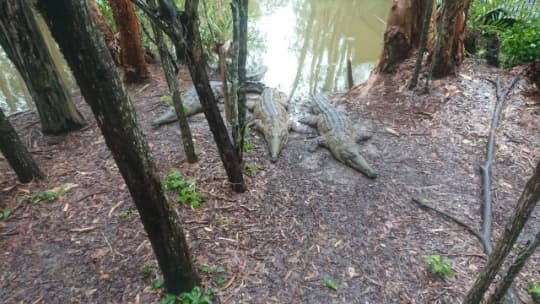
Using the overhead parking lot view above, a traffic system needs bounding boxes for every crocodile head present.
[265,126,288,162]
[336,146,378,179]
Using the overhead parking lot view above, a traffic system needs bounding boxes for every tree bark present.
[88,0,120,65]
[375,0,426,73]
[408,0,434,89]
[108,0,149,83]
[430,0,471,78]
[183,0,246,192]
[38,0,200,293]
[149,0,197,163]
[463,160,540,304]
[486,228,540,304]
[0,0,86,134]
[235,0,248,162]
[528,60,540,91]
[0,108,43,183]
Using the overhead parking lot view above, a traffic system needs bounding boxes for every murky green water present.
[0,1,389,113]
[0,11,75,114]
[249,0,390,99]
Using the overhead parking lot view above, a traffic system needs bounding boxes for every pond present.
[249,0,390,99]
[0,1,389,114]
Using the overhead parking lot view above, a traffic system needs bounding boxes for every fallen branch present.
[480,67,526,255]
[412,198,488,251]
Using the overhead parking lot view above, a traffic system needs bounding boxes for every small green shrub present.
[17,183,74,204]
[151,278,165,290]
[160,95,173,106]
[424,255,453,278]
[159,294,178,304]
[141,263,156,279]
[244,162,257,177]
[164,169,206,208]
[199,264,226,286]
[529,280,540,297]
[501,19,540,68]
[0,208,12,221]
[181,286,213,304]
[118,209,138,219]
[242,138,254,153]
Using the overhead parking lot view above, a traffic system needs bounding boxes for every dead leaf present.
[385,127,400,137]
[70,226,96,233]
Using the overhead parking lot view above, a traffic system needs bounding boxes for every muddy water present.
[249,0,390,99]
[0,1,389,113]
[0,11,74,114]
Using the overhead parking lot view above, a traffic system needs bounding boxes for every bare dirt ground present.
[1,60,539,304]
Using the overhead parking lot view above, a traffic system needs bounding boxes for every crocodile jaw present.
[342,152,378,179]
[269,135,282,162]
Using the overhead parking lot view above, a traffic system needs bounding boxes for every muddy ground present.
[1,59,539,304]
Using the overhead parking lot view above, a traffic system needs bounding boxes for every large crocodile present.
[251,88,290,162]
[151,81,265,128]
[302,93,377,178]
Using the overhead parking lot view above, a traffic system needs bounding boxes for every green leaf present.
[420,198,429,205]
[325,278,338,291]
[199,264,212,273]
[3,208,12,218]
[535,142,540,148]
[151,278,165,290]
[159,293,177,304]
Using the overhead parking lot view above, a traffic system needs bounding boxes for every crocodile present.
[251,88,290,162]
[151,81,265,128]
[302,93,377,178]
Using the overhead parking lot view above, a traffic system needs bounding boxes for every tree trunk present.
[0,0,86,134]
[528,60,540,91]
[486,228,540,304]
[108,0,149,83]
[235,0,248,162]
[38,0,200,293]
[183,0,246,192]
[463,160,540,304]
[376,0,426,73]
[430,0,471,78]
[149,0,197,163]
[88,0,120,65]
[0,108,43,183]
[408,0,434,89]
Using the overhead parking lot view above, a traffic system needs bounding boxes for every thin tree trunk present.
[0,108,43,183]
[231,0,248,162]
[108,0,149,83]
[88,0,120,65]
[0,0,86,134]
[408,0,434,89]
[486,228,540,304]
[181,0,246,192]
[430,0,471,78]
[38,0,200,293]
[149,0,197,163]
[133,0,246,192]
[463,160,540,304]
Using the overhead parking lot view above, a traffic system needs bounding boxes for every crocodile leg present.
[299,114,319,128]
[355,132,372,143]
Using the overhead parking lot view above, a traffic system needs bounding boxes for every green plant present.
[151,278,165,290]
[199,264,226,286]
[141,263,156,279]
[119,209,138,219]
[424,255,453,278]
[325,278,339,291]
[164,169,206,208]
[181,286,212,304]
[160,294,178,304]
[529,280,540,297]
[0,208,12,221]
[17,183,75,204]
[244,162,257,177]
[535,142,540,148]
[160,95,173,106]
[242,138,254,153]
[501,19,540,68]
